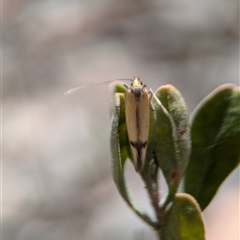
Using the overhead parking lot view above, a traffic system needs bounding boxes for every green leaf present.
[110,83,157,229]
[184,84,240,210]
[111,84,131,166]
[160,193,205,240]
[153,86,190,210]
[155,85,190,177]
[151,95,179,206]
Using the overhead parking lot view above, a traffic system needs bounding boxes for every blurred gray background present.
[3,0,239,240]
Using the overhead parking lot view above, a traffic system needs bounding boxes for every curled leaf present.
[110,83,157,229]
[153,85,190,209]
[155,85,190,178]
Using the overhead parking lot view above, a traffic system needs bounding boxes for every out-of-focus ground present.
[3,0,239,239]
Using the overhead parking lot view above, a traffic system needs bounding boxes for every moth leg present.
[115,92,125,107]
[123,83,134,94]
[148,89,155,111]
[123,83,130,89]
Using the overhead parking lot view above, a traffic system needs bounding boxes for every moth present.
[117,77,152,172]
[65,77,153,172]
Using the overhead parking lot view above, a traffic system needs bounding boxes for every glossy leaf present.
[184,84,240,210]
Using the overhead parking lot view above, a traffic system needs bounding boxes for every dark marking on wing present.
[130,140,147,171]
[135,107,141,136]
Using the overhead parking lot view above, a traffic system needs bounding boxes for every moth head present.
[131,76,143,88]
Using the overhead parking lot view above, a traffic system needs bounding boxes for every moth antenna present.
[64,78,133,96]
[64,86,88,95]
[115,78,133,82]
